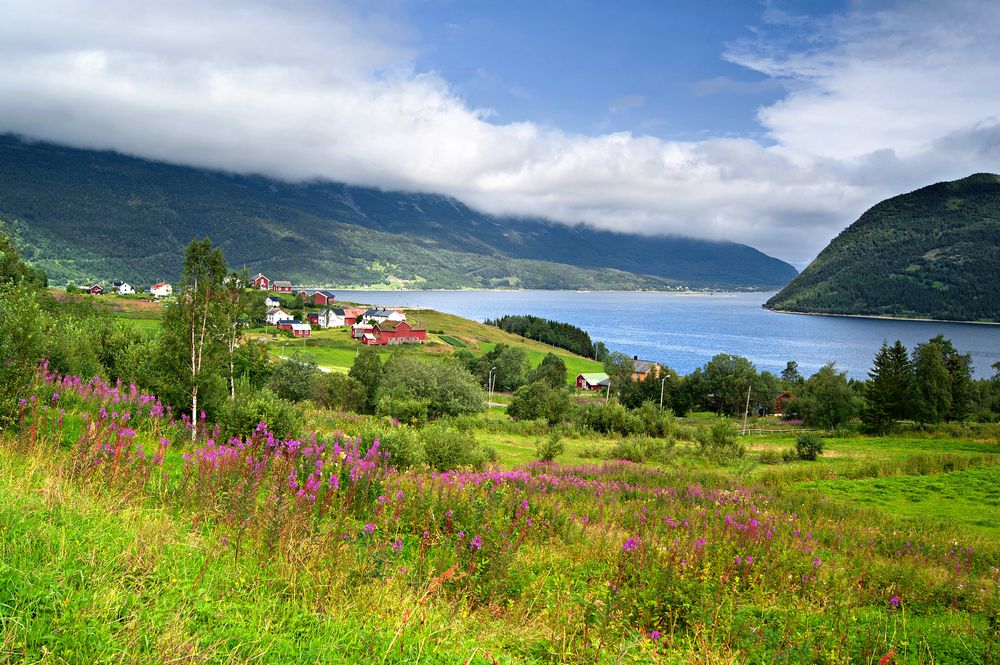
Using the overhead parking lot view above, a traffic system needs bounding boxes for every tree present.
[269,357,319,402]
[701,354,758,415]
[378,356,484,419]
[311,372,367,413]
[0,283,45,424]
[349,347,384,413]
[800,362,856,429]
[159,238,228,440]
[529,352,568,388]
[781,361,803,386]
[507,380,572,424]
[911,338,953,424]
[863,340,912,433]
[220,269,252,399]
[927,334,973,421]
[474,343,530,392]
[0,231,47,289]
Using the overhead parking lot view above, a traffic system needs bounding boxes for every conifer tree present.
[910,339,952,424]
[863,340,912,432]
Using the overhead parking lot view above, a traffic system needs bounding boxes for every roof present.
[376,320,425,332]
[313,290,337,298]
[113,280,124,286]
[272,280,292,288]
[151,282,169,289]
[290,323,311,331]
[363,308,396,317]
[578,372,610,384]
[89,284,103,289]
[632,360,660,374]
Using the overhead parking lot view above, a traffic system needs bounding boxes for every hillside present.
[0,135,797,289]
[765,174,1000,322]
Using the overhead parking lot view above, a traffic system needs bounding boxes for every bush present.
[696,419,745,462]
[217,386,299,440]
[420,424,485,471]
[269,358,319,402]
[376,394,430,426]
[508,381,572,424]
[311,372,367,413]
[534,431,565,462]
[356,421,425,470]
[578,444,604,459]
[607,436,674,463]
[795,433,825,461]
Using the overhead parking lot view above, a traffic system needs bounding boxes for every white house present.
[264,296,281,308]
[266,307,294,325]
[113,281,135,295]
[361,308,406,324]
[314,308,347,329]
[149,282,173,298]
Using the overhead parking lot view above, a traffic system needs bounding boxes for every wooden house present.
[576,373,610,390]
[271,280,293,294]
[252,273,270,290]
[361,320,427,345]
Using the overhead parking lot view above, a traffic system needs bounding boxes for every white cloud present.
[0,0,998,265]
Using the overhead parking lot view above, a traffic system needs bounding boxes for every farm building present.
[774,391,795,415]
[576,373,610,390]
[310,290,337,306]
[631,357,662,381]
[264,296,281,308]
[360,308,406,324]
[361,320,427,345]
[271,280,293,294]
[290,323,312,338]
[310,308,347,329]
[351,322,374,339]
[87,284,104,295]
[343,308,365,326]
[149,282,172,298]
[252,273,270,289]
[266,308,294,325]
[113,281,135,295]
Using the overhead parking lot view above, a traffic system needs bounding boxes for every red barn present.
[343,308,365,326]
[271,280,293,294]
[252,273,270,290]
[310,290,337,306]
[361,320,427,345]
[276,319,299,331]
[291,323,312,337]
[87,284,104,295]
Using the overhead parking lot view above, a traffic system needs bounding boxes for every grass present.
[798,464,1000,539]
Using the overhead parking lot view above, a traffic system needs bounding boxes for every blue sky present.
[403,0,812,140]
[1,0,998,265]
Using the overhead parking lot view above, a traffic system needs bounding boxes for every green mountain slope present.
[765,174,1000,322]
[0,135,796,289]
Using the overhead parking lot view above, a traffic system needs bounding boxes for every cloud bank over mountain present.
[1,0,998,264]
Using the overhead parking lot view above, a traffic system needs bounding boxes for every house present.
[113,281,135,295]
[343,307,366,326]
[310,290,337,306]
[149,282,173,298]
[276,319,301,332]
[264,296,281,308]
[360,308,406,324]
[290,322,312,338]
[266,307,294,325]
[351,322,374,339]
[576,372,611,391]
[87,284,104,295]
[361,320,427,345]
[631,357,662,381]
[271,280,293,294]
[311,308,346,329]
[252,273,270,290]
[774,391,795,415]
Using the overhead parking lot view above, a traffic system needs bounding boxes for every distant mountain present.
[765,174,1000,322]
[0,135,797,289]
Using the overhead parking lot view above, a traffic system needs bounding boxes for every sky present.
[0,0,998,267]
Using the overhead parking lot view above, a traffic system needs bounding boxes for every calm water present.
[330,290,1000,379]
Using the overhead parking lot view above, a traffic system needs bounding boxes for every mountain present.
[765,174,1000,322]
[0,135,797,289]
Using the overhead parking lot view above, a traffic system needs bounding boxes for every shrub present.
[795,433,825,461]
[269,358,319,402]
[607,436,674,463]
[420,424,485,471]
[578,444,603,459]
[508,381,572,424]
[376,394,430,426]
[217,386,299,440]
[696,419,745,462]
[534,431,565,462]
[356,421,425,470]
[311,372,367,413]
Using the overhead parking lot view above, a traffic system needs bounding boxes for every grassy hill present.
[0,134,797,290]
[765,173,1000,322]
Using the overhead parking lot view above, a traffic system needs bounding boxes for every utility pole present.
[605,380,611,404]
[742,385,752,435]
[659,377,667,411]
[488,366,497,407]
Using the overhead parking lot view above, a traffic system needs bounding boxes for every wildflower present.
[363,523,376,535]
[879,650,895,665]
[622,536,640,552]
[391,538,403,553]
[889,595,900,608]
[746,555,754,565]
[649,630,661,642]
[812,557,822,567]
[470,535,482,552]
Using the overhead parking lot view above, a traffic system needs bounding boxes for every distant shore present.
[764,306,1000,327]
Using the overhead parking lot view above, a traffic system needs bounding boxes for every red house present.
[271,280,293,294]
[252,273,270,290]
[310,290,337,306]
[343,307,365,326]
[774,391,794,415]
[361,320,427,345]
[87,284,104,295]
[276,319,299,331]
[291,323,312,337]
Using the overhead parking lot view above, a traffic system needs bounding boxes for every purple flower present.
[363,522,376,535]
[889,595,900,608]
[812,557,822,567]
[391,538,403,553]
[649,630,661,642]
[470,535,482,552]
[622,536,640,552]
[746,555,754,565]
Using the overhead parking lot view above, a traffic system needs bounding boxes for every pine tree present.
[863,340,912,432]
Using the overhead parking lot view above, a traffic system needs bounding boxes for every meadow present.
[2,363,997,664]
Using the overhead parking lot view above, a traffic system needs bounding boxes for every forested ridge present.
[765,173,1000,322]
[0,135,797,289]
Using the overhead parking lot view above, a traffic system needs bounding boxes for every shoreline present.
[764,306,1000,327]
